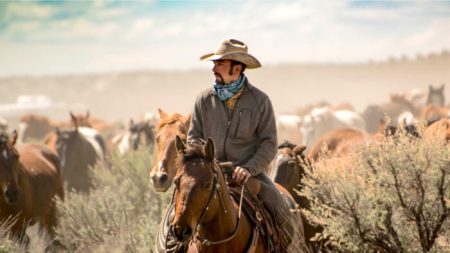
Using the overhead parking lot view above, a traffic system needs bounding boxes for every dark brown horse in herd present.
[0,130,64,246]
[46,113,105,193]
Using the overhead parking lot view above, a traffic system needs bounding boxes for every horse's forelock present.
[278,141,296,150]
[181,144,205,162]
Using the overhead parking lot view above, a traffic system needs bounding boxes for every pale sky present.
[1,0,450,77]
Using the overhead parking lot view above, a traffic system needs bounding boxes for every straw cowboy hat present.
[200,39,261,69]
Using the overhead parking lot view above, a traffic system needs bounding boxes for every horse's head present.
[150,109,191,192]
[70,111,93,128]
[0,130,21,204]
[170,136,219,243]
[128,120,155,151]
[127,119,142,151]
[55,126,91,172]
[271,141,307,192]
[18,114,53,142]
[427,84,446,106]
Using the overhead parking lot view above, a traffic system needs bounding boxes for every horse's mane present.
[278,141,296,149]
[156,113,184,131]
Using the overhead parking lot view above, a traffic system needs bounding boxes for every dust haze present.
[1,53,449,127]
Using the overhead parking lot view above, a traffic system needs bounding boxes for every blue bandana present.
[213,75,246,101]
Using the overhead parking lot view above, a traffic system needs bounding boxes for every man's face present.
[212,60,240,85]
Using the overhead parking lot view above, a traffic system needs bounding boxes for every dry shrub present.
[0,217,28,253]
[56,147,172,252]
[302,124,449,252]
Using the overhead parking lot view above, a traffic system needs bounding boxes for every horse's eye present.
[173,177,180,186]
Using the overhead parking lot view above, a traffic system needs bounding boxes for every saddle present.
[220,162,283,253]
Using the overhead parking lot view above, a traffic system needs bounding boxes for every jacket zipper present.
[233,110,242,137]
[222,100,242,162]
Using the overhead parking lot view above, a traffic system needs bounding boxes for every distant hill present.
[1,52,449,126]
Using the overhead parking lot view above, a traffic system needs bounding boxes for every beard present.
[214,73,225,85]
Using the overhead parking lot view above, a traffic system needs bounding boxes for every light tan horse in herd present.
[150,109,191,192]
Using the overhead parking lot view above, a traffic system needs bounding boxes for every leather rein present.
[175,160,245,247]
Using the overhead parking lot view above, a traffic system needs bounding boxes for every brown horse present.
[46,115,104,193]
[269,142,325,252]
[150,108,191,192]
[424,118,450,143]
[170,136,308,253]
[0,130,64,245]
[420,104,449,125]
[18,114,57,143]
[363,94,421,133]
[307,128,368,162]
[69,110,113,131]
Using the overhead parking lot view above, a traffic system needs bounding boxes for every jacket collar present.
[210,78,253,95]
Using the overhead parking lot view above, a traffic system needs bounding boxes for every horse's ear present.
[183,114,192,127]
[175,135,186,154]
[293,145,307,156]
[70,111,75,121]
[205,138,215,162]
[69,111,78,130]
[158,108,168,120]
[10,130,18,146]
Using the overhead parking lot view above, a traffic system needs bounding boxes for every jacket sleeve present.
[187,93,205,145]
[242,97,278,176]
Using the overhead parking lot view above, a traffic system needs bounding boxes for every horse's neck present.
[427,93,445,106]
[198,173,239,242]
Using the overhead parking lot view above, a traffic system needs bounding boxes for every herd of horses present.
[0,84,449,252]
[0,111,156,249]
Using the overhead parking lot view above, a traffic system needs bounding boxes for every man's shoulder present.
[195,87,213,99]
[246,82,270,101]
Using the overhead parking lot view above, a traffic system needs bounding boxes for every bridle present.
[172,159,245,247]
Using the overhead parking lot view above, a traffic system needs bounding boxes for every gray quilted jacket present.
[187,80,277,176]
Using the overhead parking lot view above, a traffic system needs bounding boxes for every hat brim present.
[200,52,261,69]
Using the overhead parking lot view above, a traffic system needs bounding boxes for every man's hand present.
[232,166,251,185]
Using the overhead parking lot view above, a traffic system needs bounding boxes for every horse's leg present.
[39,206,66,252]
[9,218,30,247]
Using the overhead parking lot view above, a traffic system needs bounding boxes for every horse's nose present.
[173,225,192,242]
[157,173,168,185]
[151,171,170,191]
[4,188,19,204]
